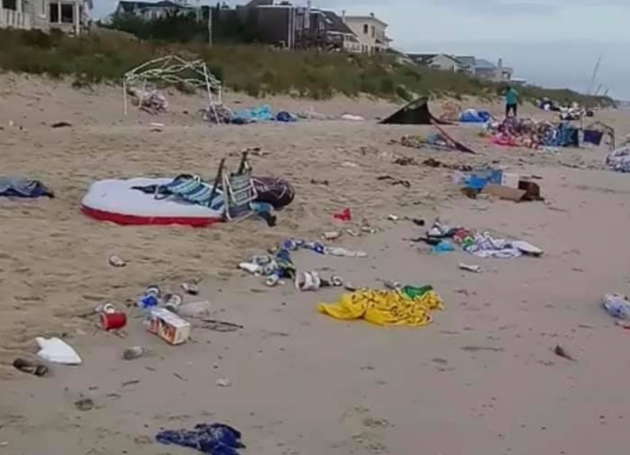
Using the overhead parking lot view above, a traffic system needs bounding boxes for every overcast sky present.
[94,0,630,99]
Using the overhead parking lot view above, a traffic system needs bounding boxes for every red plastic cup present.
[100,312,127,330]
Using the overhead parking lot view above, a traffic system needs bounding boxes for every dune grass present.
[0,29,614,107]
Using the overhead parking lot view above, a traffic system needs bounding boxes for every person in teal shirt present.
[504,85,519,117]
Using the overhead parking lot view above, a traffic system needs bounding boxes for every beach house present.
[342,12,391,55]
[0,0,90,34]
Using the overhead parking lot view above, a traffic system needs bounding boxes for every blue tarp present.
[0,177,54,198]
[459,109,492,123]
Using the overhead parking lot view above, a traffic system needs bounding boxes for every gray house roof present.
[408,53,463,66]
[475,58,496,69]
[117,1,189,13]
[320,10,354,35]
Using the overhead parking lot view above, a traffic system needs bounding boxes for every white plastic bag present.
[36,337,82,365]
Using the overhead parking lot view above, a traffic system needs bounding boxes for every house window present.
[371,25,375,38]
[363,24,368,34]
[3,0,18,11]
[49,2,74,24]
[49,2,59,22]
[61,3,74,23]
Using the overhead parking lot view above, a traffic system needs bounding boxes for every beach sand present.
[1,74,630,454]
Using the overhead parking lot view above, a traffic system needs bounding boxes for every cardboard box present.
[148,308,191,345]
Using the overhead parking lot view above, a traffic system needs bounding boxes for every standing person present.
[504,85,519,118]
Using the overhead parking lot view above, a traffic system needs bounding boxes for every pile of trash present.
[486,117,579,150]
[201,104,299,125]
[239,238,366,289]
[128,88,169,115]
[413,219,544,259]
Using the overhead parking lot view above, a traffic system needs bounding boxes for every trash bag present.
[252,177,295,209]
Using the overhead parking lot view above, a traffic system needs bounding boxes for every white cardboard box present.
[148,308,191,345]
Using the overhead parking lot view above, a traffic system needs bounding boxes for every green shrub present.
[0,29,615,106]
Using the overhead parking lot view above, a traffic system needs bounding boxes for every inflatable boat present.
[81,178,224,227]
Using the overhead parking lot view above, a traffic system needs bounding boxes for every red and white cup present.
[100,312,127,330]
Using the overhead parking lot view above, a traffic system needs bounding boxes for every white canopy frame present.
[122,55,223,123]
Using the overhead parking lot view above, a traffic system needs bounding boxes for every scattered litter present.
[36,337,82,365]
[602,294,630,320]
[95,302,117,314]
[137,285,161,309]
[412,218,426,227]
[147,308,191,345]
[122,379,141,387]
[388,214,400,222]
[333,208,352,222]
[426,219,543,259]
[100,311,127,331]
[164,293,183,313]
[318,285,443,327]
[74,398,95,412]
[0,177,54,198]
[322,231,341,241]
[431,240,455,254]
[13,358,48,377]
[181,283,199,295]
[108,255,126,267]
[459,263,482,273]
[341,114,365,122]
[216,378,232,388]
[553,345,576,362]
[605,146,630,173]
[295,271,322,291]
[51,121,72,129]
[156,423,245,455]
[311,178,330,186]
[341,161,359,168]
[123,346,145,360]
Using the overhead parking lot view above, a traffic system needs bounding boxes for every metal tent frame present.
[122,55,223,123]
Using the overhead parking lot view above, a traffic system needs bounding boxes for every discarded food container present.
[123,346,145,360]
[147,308,191,345]
[295,271,322,291]
[603,294,630,320]
[164,293,183,313]
[100,311,127,330]
[501,172,520,189]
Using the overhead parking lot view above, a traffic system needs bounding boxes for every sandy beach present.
[1,74,630,454]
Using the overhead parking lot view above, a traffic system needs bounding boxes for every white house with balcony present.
[342,12,391,55]
[0,0,90,34]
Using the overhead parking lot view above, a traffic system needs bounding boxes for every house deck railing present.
[0,8,32,30]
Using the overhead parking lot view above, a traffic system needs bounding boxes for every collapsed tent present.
[380,97,450,125]
[0,177,54,198]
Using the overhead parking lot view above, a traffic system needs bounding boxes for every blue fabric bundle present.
[156,423,245,455]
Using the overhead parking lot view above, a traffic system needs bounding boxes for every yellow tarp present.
[317,289,443,327]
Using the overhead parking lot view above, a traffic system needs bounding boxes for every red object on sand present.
[100,312,127,330]
[333,208,352,222]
